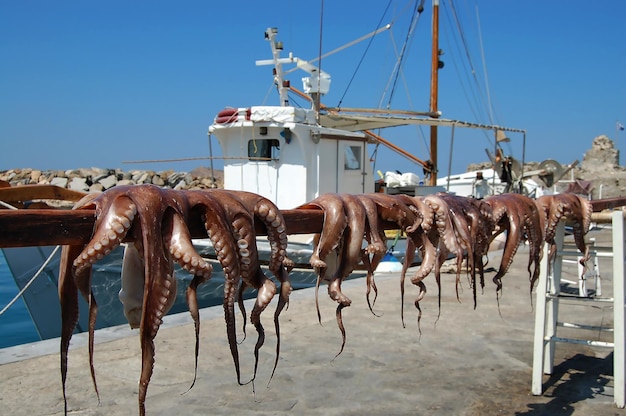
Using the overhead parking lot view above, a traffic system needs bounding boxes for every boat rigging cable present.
[334,0,394,110]
[446,0,502,149]
[0,199,63,318]
[384,0,425,109]
[476,4,495,127]
[0,246,60,317]
[377,0,429,168]
[444,1,488,126]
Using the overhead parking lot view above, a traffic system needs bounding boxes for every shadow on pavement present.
[516,352,614,416]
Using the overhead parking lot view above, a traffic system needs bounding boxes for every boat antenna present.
[315,0,325,119]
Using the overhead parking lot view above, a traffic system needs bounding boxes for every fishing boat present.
[1,1,532,346]
[206,13,533,210]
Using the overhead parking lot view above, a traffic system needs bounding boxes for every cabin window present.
[248,139,280,161]
[344,145,361,170]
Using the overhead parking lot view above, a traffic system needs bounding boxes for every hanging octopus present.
[438,193,495,307]
[485,193,543,301]
[297,193,363,357]
[416,195,467,308]
[59,185,213,416]
[203,189,293,385]
[58,186,293,414]
[398,195,437,327]
[359,193,424,315]
[535,192,593,274]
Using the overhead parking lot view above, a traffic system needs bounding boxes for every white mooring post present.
[532,240,551,395]
[612,210,625,408]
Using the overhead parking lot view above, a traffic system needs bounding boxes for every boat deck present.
[0,228,621,415]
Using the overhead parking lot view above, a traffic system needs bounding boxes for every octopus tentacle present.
[64,192,138,411]
[162,207,213,391]
[299,194,348,271]
[132,187,185,416]
[361,248,384,316]
[69,185,192,416]
[466,198,496,293]
[437,194,475,293]
[423,195,460,258]
[400,237,416,328]
[207,190,276,387]
[399,196,436,327]
[73,195,137,278]
[537,193,593,277]
[439,194,496,309]
[357,194,394,255]
[355,196,386,313]
[58,244,86,414]
[235,213,276,387]
[486,194,523,292]
[361,193,424,312]
[486,193,543,307]
[213,190,292,385]
[298,194,348,323]
[328,194,368,357]
[186,191,244,385]
[422,195,464,303]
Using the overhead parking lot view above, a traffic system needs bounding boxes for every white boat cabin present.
[209,105,374,209]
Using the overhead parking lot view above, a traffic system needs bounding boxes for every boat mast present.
[428,0,441,186]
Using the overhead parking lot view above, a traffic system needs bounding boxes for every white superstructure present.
[210,105,374,209]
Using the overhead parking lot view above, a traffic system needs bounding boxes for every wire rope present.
[336,0,394,109]
[0,245,61,316]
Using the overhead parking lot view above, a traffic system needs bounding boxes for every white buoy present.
[375,252,403,273]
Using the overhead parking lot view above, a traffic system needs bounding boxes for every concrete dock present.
[0,226,623,415]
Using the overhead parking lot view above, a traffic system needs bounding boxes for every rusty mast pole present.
[429,0,440,186]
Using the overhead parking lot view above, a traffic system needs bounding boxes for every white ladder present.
[532,210,625,408]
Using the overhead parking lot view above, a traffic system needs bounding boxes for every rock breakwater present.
[2,136,624,199]
[0,166,223,192]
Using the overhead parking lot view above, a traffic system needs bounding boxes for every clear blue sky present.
[1,0,625,178]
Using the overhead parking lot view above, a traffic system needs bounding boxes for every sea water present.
[0,246,327,350]
[0,250,39,348]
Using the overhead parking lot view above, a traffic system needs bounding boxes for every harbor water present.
[0,250,39,348]
[0,244,345,350]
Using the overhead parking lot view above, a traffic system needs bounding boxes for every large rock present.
[575,135,626,199]
[580,135,620,171]
[50,177,68,188]
[98,174,118,190]
[68,177,89,192]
